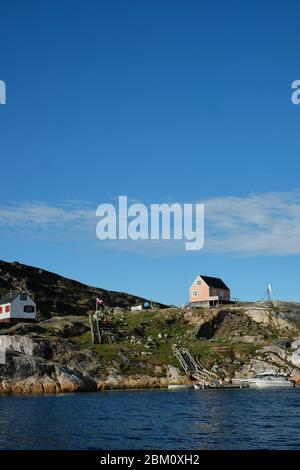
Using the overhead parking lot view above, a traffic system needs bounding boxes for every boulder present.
[0,335,53,359]
[291,349,300,367]
[235,359,282,378]
[244,307,294,330]
[58,368,97,393]
[291,339,300,350]
[53,320,89,338]
[0,350,97,394]
[232,335,264,344]
[274,339,291,349]
[166,365,181,380]
[259,345,289,361]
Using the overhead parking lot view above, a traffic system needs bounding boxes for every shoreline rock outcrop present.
[0,335,98,394]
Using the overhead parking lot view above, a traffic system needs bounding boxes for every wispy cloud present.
[0,201,96,240]
[1,190,300,255]
[205,189,300,255]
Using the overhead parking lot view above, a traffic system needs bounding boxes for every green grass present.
[54,309,266,374]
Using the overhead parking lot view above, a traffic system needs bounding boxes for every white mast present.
[267,284,272,301]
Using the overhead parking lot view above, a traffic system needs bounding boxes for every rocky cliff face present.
[0,335,99,394]
[0,260,165,319]
[0,329,188,394]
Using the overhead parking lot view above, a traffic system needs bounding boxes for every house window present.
[20,293,27,301]
[197,280,201,285]
[24,305,35,313]
[220,290,224,297]
[192,291,198,296]
[5,305,10,313]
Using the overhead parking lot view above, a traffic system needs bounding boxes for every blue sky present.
[1,0,300,305]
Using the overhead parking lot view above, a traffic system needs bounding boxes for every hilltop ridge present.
[0,260,166,319]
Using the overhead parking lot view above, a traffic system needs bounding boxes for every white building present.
[0,290,36,322]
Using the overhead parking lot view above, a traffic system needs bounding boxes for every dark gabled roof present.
[200,275,230,291]
[0,289,25,305]
[0,290,21,304]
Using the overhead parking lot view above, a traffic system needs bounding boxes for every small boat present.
[232,373,294,389]
[168,384,194,390]
[193,383,213,389]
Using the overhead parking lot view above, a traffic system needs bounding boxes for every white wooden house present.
[0,289,36,322]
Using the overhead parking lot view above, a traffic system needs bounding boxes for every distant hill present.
[0,260,166,318]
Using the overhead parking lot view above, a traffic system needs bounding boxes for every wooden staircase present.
[89,312,102,344]
[173,345,220,385]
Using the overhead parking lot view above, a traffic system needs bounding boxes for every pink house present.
[189,275,230,307]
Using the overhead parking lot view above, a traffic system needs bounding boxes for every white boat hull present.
[168,384,194,390]
[233,375,294,389]
[249,381,293,389]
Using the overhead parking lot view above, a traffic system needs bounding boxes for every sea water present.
[0,388,299,450]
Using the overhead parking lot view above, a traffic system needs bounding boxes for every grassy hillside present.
[37,306,285,379]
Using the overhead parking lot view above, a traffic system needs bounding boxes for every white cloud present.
[204,189,300,255]
[1,190,300,255]
[0,201,96,239]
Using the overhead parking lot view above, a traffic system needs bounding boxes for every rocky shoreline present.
[0,334,189,395]
[1,302,300,395]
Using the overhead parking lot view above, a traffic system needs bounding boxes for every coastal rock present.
[274,339,291,349]
[166,365,181,380]
[291,339,300,350]
[235,359,282,378]
[259,345,289,361]
[58,369,97,393]
[97,373,189,391]
[53,320,89,338]
[0,350,97,394]
[244,307,295,330]
[50,338,102,376]
[0,335,53,359]
[291,349,300,367]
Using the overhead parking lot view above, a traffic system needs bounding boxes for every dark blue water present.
[0,389,300,449]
